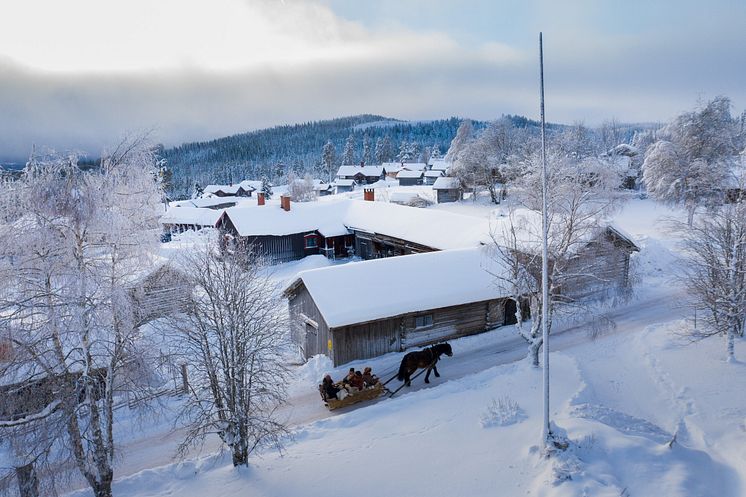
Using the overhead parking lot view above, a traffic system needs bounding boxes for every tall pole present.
[539,32,551,445]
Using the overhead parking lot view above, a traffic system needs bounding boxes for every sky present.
[0,0,744,161]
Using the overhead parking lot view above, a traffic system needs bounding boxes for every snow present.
[224,199,491,250]
[159,206,223,227]
[395,169,424,179]
[171,197,240,209]
[336,165,385,177]
[55,197,746,497]
[286,247,511,328]
[432,176,460,189]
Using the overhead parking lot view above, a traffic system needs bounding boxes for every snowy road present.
[98,285,686,487]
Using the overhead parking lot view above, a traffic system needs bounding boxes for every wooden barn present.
[284,248,517,366]
[433,176,462,203]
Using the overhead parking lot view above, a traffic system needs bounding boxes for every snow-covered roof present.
[428,157,449,166]
[172,197,240,209]
[432,177,461,189]
[336,165,386,177]
[429,159,451,172]
[396,170,425,179]
[401,162,427,171]
[160,207,224,227]
[286,247,512,328]
[223,201,348,237]
[334,179,356,187]
[223,199,491,250]
[239,180,263,191]
[204,183,253,195]
[424,170,444,178]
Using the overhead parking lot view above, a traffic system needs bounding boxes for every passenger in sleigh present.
[348,371,365,391]
[362,367,379,387]
[322,374,342,400]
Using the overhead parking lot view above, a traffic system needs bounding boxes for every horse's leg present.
[424,366,431,383]
[406,368,413,387]
[432,364,440,378]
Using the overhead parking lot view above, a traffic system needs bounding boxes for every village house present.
[204,183,255,197]
[217,195,490,263]
[424,170,444,185]
[335,164,387,184]
[284,247,520,365]
[396,169,425,186]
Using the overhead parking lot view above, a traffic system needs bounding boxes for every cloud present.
[0,0,744,160]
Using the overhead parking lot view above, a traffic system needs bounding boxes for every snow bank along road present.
[105,286,685,483]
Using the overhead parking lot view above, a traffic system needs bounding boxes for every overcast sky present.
[1,0,744,161]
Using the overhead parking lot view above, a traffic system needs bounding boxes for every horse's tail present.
[397,356,408,381]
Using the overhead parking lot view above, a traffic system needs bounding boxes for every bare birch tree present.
[0,136,163,497]
[167,241,290,467]
[673,197,746,362]
[490,150,626,366]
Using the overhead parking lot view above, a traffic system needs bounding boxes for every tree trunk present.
[726,327,735,363]
[16,463,39,497]
[528,337,542,368]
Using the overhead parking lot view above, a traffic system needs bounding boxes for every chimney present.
[360,160,365,168]
[280,195,291,211]
[363,188,374,202]
[257,192,265,206]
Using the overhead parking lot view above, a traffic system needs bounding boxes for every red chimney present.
[363,188,374,202]
[280,195,291,211]
[360,160,365,167]
[258,192,265,206]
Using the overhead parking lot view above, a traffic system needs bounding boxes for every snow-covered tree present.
[430,144,441,159]
[643,96,739,225]
[322,140,336,183]
[168,240,290,467]
[445,119,474,163]
[452,118,523,204]
[191,181,204,199]
[0,136,164,497]
[362,133,372,165]
[375,135,393,164]
[342,134,356,165]
[490,150,625,366]
[260,175,273,199]
[287,172,317,202]
[674,197,746,362]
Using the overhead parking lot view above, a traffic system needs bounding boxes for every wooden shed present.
[284,247,516,366]
[433,176,462,203]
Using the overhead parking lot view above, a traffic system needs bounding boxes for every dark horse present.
[397,343,453,386]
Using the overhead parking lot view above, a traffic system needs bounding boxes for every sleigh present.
[318,382,385,410]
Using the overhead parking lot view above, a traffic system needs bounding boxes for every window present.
[415,314,433,328]
[304,234,318,249]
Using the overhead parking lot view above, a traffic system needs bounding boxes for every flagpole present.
[539,32,551,446]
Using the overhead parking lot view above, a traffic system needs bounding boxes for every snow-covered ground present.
[64,197,746,497]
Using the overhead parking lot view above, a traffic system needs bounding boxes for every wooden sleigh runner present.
[318,382,385,410]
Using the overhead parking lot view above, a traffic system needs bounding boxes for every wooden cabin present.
[284,248,517,366]
[396,169,425,186]
[160,206,224,236]
[433,177,462,203]
[204,184,255,197]
[336,165,387,184]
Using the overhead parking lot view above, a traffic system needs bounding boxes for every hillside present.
[162,115,473,198]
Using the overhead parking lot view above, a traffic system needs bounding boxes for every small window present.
[304,235,318,249]
[415,314,433,328]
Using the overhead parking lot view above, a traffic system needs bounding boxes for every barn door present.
[504,299,518,325]
[304,323,319,357]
